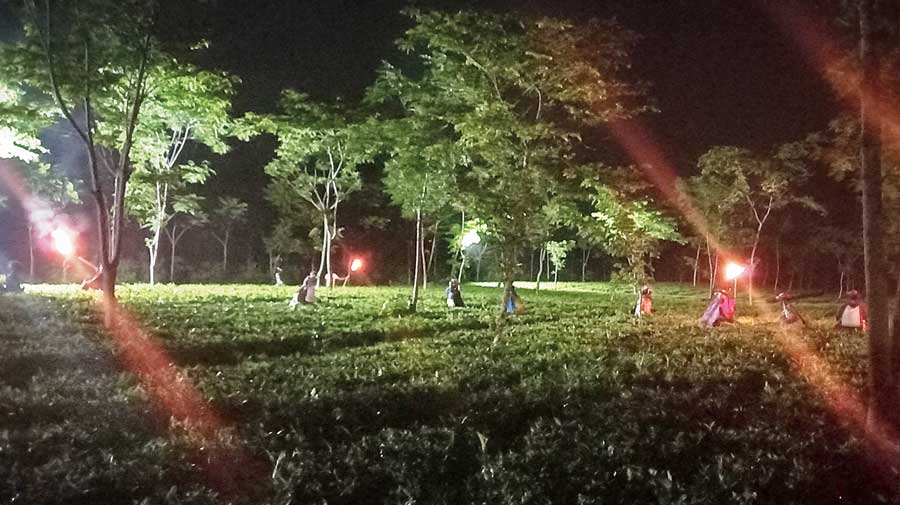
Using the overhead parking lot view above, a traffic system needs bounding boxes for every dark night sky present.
[177,0,840,210]
[197,0,838,159]
[1,0,843,278]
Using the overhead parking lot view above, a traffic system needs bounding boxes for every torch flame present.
[350,258,363,272]
[724,262,746,281]
[52,227,75,257]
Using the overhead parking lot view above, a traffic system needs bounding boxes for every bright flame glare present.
[52,227,75,257]
[724,262,745,281]
[350,258,363,272]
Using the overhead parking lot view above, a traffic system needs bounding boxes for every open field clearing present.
[1,283,894,504]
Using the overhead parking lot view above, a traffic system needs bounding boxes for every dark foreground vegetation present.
[1,283,896,504]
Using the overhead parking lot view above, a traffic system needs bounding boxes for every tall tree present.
[209,196,247,274]
[3,0,160,324]
[379,8,650,312]
[695,146,821,302]
[126,64,235,285]
[162,194,207,283]
[579,177,682,286]
[360,79,458,309]
[546,240,574,287]
[239,91,368,289]
[857,0,895,435]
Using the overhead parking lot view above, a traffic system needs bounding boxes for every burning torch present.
[724,261,746,295]
[342,257,364,287]
[51,226,98,279]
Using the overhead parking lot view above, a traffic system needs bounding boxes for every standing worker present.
[835,290,867,331]
[633,285,653,317]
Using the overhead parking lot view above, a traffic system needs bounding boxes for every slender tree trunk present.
[535,246,545,290]
[839,268,845,299]
[692,242,701,287]
[747,196,773,304]
[148,246,156,285]
[326,230,334,289]
[582,247,592,282]
[426,220,439,280]
[222,230,229,273]
[546,252,551,283]
[859,0,895,434]
[409,207,422,312]
[706,234,714,296]
[170,227,177,283]
[712,253,719,292]
[457,210,466,283]
[28,224,35,279]
[421,223,428,289]
[317,215,328,287]
[749,228,762,304]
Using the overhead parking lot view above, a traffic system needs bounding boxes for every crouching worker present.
[835,290,867,331]
[775,292,807,326]
[446,279,465,307]
[290,271,318,308]
[633,285,653,317]
[1,261,24,293]
[503,283,523,314]
[699,289,735,328]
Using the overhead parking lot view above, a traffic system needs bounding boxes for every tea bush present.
[2,283,896,504]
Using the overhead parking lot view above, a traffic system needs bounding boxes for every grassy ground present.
[0,282,894,504]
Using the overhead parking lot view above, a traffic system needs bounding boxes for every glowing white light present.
[0,127,40,162]
[461,229,481,249]
[724,262,746,281]
[52,227,75,257]
[350,258,363,272]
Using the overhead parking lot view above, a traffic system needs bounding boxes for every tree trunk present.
[421,223,428,289]
[317,215,328,287]
[711,253,719,292]
[535,246,545,290]
[546,252,551,284]
[749,226,762,304]
[326,230,334,289]
[222,230,229,273]
[102,262,117,327]
[409,207,422,312]
[859,0,895,435]
[839,268,845,299]
[692,242,701,287]
[706,234,714,296]
[148,246,156,285]
[170,226,177,283]
[582,247,592,282]
[426,220,439,281]
[28,224,35,279]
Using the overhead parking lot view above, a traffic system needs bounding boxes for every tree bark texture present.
[859,0,896,435]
